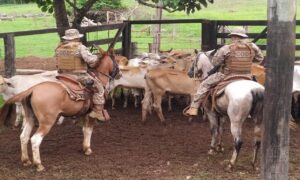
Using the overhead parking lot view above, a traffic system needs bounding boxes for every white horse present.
[190,52,265,171]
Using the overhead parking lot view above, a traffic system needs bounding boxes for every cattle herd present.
[0,49,300,172]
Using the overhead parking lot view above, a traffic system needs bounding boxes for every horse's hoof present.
[216,145,224,152]
[36,164,45,172]
[208,149,216,155]
[112,107,116,110]
[225,163,234,172]
[22,160,32,167]
[84,148,93,156]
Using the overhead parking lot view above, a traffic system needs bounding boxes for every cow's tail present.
[0,88,33,130]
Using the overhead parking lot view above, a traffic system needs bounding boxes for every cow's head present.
[0,76,14,93]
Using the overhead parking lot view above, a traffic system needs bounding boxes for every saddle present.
[56,74,94,116]
[204,74,252,113]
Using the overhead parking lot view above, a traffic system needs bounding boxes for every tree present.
[25,0,99,30]
[137,0,214,14]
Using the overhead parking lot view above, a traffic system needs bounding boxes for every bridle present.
[188,52,203,79]
[91,54,120,81]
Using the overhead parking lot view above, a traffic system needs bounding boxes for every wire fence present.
[131,23,202,55]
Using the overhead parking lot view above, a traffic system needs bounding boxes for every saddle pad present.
[206,75,252,112]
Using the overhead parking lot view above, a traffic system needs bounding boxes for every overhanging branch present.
[65,0,80,12]
[137,0,176,13]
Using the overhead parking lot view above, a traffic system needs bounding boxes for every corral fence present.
[1,19,300,77]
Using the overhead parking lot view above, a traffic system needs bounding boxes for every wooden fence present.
[0,23,124,77]
[2,19,300,77]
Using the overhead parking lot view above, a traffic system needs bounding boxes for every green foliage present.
[24,0,54,14]
[142,0,214,14]
[78,0,123,10]
[0,96,4,108]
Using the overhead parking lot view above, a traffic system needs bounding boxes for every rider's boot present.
[184,94,204,116]
[185,107,199,116]
[89,105,110,122]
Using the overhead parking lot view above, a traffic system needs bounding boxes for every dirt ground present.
[0,57,299,179]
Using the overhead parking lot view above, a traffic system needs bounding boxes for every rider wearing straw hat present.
[185,26,264,116]
[55,29,107,121]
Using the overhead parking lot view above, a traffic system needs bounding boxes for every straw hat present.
[62,29,84,40]
[228,27,248,38]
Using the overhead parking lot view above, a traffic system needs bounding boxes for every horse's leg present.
[20,103,34,167]
[227,113,245,171]
[251,115,262,169]
[216,116,226,152]
[31,115,56,172]
[206,111,219,155]
[123,88,129,108]
[82,116,96,155]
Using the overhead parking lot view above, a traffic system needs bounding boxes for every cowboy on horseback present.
[55,29,106,121]
[185,26,264,116]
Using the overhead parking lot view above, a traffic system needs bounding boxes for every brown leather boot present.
[88,105,109,122]
[185,107,198,116]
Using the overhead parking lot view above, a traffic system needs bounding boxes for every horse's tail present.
[0,88,33,130]
[250,87,264,120]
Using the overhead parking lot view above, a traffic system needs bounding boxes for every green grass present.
[1,0,300,58]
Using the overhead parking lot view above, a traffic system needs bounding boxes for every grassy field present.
[1,0,300,58]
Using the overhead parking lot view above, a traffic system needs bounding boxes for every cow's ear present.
[194,49,199,54]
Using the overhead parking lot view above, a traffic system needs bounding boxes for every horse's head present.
[94,52,122,85]
[187,49,214,79]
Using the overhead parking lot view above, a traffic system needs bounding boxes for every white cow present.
[0,71,64,127]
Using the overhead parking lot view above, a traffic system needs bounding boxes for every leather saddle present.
[56,74,93,101]
[204,75,252,113]
[56,74,94,117]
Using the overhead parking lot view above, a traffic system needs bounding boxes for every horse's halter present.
[188,53,203,79]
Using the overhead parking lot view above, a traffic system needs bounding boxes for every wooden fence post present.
[262,0,296,179]
[122,21,131,59]
[201,20,218,51]
[4,33,16,77]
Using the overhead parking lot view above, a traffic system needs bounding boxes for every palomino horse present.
[0,54,120,172]
[189,52,264,171]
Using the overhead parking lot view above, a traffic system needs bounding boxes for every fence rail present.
[2,19,300,77]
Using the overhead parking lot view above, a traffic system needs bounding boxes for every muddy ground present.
[0,57,299,179]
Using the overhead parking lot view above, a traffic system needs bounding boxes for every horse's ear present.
[99,47,106,55]
[194,49,199,54]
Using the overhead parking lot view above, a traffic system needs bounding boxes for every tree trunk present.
[151,0,162,53]
[262,0,296,179]
[53,0,70,38]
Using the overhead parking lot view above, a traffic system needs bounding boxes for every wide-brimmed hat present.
[62,29,84,40]
[228,27,248,38]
